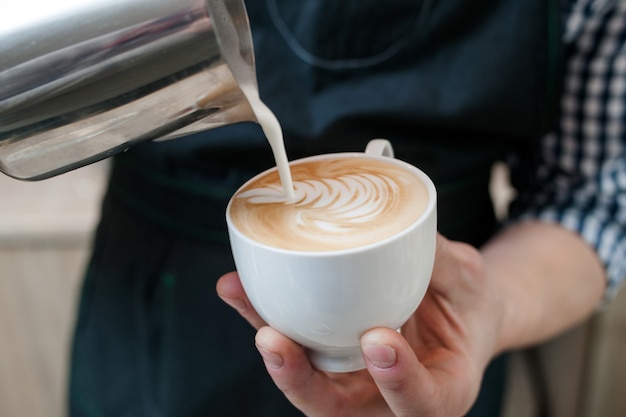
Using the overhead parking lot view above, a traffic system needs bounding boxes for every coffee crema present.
[229,156,429,252]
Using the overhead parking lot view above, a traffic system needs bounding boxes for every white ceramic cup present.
[226,139,437,372]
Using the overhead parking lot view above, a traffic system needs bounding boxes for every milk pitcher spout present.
[0,0,257,180]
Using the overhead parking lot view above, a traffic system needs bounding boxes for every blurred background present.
[0,161,108,417]
[0,161,624,417]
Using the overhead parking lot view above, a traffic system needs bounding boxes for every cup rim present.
[226,151,437,256]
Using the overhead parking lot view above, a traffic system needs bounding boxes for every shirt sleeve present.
[508,0,626,301]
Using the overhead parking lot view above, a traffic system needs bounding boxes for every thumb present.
[361,328,438,417]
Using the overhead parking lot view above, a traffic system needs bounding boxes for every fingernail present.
[256,344,284,370]
[222,297,247,313]
[362,343,397,369]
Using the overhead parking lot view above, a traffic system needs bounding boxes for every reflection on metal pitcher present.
[0,0,256,180]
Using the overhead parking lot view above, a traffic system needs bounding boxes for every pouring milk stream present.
[208,0,295,199]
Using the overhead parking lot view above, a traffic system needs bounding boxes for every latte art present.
[229,156,429,251]
[237,173,398,229]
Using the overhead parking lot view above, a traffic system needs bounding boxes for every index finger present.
[216,271,267,330]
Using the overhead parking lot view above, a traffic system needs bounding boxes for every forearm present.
[482,220,606,354]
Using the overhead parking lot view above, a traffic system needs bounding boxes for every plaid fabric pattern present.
[512,0,626,301]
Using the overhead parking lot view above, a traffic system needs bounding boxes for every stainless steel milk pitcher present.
[0,0,257,180]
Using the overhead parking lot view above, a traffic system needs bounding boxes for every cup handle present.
[365,139,394,158]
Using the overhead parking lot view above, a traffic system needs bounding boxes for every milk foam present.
[238,173,397,229]
[229,157,430,251]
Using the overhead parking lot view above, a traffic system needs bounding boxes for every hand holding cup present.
[226,139,437,372]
